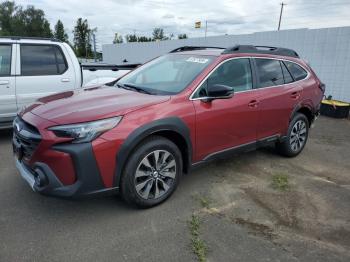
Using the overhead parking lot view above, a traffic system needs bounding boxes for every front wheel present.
[120,136,183,208]
[276,113,309,157]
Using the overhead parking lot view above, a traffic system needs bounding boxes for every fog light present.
[34,169,48,187]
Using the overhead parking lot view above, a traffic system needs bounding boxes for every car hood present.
[20,86,170,125]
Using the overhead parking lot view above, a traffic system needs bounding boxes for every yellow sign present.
[195,21,201,28]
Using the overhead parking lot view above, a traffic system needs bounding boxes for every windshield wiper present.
[117,83,152,95]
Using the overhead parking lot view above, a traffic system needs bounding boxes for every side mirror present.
[202,84,234,102]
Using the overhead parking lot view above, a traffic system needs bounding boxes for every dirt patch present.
[232,217,276,240]
[244,188,300,228]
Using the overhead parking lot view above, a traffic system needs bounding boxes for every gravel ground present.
[0,116,349,262]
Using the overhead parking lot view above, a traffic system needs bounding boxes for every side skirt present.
[191,135,284,170]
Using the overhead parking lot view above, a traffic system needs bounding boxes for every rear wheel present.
[121,136,182,208]
[276,113,309,157]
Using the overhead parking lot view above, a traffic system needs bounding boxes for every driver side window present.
[193,58,253,98]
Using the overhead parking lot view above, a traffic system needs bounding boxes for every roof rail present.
[81,63,141,71]
[222,45,299,58]
[169,46,225,53]
[0,36,62,42]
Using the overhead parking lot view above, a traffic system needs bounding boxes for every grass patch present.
[193,194,212,209]
[271,173,290,191]
[189,214,207,262]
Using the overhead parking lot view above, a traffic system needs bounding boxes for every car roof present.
[171,48,225,56]
[0,36,62,44]
[169,45,300,59]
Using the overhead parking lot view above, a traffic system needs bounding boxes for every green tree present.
[137,36,152,42]
[0,1,17,36]
[178,34,188,39]
[0,1,52,37]
[54,20,68,42]
[113,33,123,44]
[152,27,165,41]
[125,34,138,42]
[17,5,52,37]
[125,33,154,43]
[73,18,92,58]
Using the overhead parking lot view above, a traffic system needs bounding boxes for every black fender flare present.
[113,117,192,187]
[289,100,314,122]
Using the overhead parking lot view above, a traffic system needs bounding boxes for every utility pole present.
[85,32,90,61]
[205,20,208,38]
[278,2,286,31]
[92,33,97,62]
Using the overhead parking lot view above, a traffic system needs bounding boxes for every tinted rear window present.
[281,61,294,84]
[255,58,284,88]
[0,44,11,76]
[284,61,308,81]
[21,45,67,76]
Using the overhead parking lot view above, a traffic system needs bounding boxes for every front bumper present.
[14,139,119,198]
[15,159,36,190]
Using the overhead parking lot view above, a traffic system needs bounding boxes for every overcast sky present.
[15,0,350,49]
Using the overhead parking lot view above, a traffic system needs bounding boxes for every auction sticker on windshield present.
[186,57,209,64]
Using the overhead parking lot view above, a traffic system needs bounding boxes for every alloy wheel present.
[290,120,307,152]
[134,150,176,200]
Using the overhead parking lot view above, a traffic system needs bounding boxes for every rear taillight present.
[319,82,326,93]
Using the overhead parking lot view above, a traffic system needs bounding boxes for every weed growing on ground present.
[193,194,212,209]
[189,214,207,262]
[271,173,290,191]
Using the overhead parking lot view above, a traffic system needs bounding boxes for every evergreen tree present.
[73,18,92,58]
[152,28,165,41]
[113,33,123,44]
[54,20,68,42]
[178,34,188,39]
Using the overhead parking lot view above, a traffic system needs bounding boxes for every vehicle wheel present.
[121,136,183,208]
[276,113,309,157]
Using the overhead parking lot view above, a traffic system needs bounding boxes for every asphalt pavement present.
[1,117,349,262]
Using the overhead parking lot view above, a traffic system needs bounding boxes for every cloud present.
[14,0,350,48]
[162,14,175,19]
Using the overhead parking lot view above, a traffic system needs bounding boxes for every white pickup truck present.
[0,37,135,129]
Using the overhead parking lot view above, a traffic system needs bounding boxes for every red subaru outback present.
[13,45,325,207]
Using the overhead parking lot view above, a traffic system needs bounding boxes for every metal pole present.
[86,32,90,61]
[278,2,286,31]
[205,20,208,38]
[93,33,97,62]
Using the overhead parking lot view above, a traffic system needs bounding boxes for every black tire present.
[120,136,183,208]
[276,113,309,157]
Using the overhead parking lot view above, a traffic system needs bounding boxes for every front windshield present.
[116,54,214,95]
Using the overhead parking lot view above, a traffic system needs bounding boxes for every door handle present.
[248,100,260,108]
[61,78,70,82]
[0,80,9,85]
[291,91,301,99]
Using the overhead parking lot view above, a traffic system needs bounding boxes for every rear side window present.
[21,45,67,76]
[280,61,294,84]
[284,61,308,81]
[0,44,12,76]
[255,59,284,88]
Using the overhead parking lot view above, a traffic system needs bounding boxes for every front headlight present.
[48,116,122,143]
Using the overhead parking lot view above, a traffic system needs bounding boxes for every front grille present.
[13,117,42,161]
